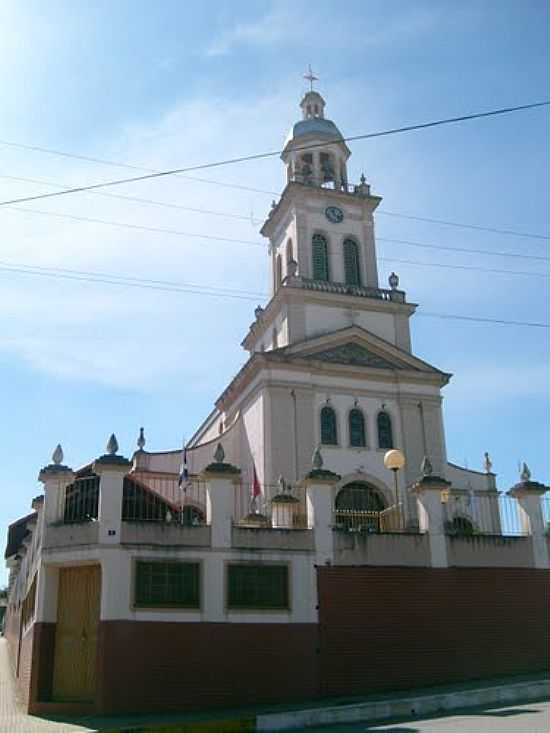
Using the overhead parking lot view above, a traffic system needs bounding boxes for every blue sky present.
[1,0,549,583]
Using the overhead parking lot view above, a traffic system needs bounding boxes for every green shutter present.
[349,409,366,447]
[227,565,289,609]
[135,561,200,608]
[321,406,338,445]
[377,412,394,449]
[312,234,329,281]
[344,239,361,286]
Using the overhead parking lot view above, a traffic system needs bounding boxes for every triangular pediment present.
[276,325,450,380]
[301,342,398,369]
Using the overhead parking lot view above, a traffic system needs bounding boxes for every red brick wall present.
[96,621,319,714]
[318,566,550,697]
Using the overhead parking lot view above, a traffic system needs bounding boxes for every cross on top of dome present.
[303,64,318,92]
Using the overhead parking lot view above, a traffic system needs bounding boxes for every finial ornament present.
[483,451,493,473]
[52,444,64,466]
[254,305,264,320]
[520,462,531,482]
[312,445,324,470]
[389,272,399,290]
[137,427,146,451]
[214,443,225,463]
[420,455,433,477]
[303,64,318,91]
[360,173,366,185]
[106,433,119,456]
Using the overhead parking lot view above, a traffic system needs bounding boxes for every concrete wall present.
[334,531,430,566]
[447,535,534,567]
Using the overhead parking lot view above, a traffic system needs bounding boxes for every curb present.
[255,678,550,731]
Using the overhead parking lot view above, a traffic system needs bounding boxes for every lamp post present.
[384,449,406,509]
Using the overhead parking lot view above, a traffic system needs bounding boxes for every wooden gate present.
[52,565,101,702]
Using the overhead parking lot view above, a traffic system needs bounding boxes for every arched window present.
[275,254,282,290]
[312,234,329,281]
[286,238,294,264]
[349,409,366,447]
[320,406,337,445]
[343,238,361,286]
[377,411,394,449]
[335,483,385,512]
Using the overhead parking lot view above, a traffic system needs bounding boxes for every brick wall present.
[96,621,319,714]
[318,566,550,697]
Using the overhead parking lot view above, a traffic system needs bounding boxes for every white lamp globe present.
[384,449,406,471]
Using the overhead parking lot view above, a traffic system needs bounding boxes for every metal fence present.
[334,503,407,533]
[63,475,99,523]
[122,475,208,525]
[443,493,528,537]
[234,483,308,529]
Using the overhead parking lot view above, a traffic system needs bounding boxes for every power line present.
[378,256,550,280]
[2,147,549,244]
[6,200,550,268]
[378,237,550,263]
[377,210,550,242]
[1,99,548,207]
[1,259,549,329]
[7,206,264,248]
[0,174,260,223]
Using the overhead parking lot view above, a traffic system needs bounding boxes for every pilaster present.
[93,434,131,546]
[508,470,550,569]
[38,445,75,525]
[412,472,451,568]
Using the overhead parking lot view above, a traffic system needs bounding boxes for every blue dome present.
[285,117,342,146]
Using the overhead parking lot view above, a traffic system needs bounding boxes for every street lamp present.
[384,449,406,508]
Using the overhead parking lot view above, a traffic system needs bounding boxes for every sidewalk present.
[3,637,550,733]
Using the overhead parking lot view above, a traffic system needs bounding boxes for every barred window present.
[135,561,200,608]
[227,564,289,610]
[312,233,329,281]
[349,408,366,447]
[377,411,394,449]
[343,238,361,286]
[321,405,338,445]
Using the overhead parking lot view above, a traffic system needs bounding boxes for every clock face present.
[325,206,344,224]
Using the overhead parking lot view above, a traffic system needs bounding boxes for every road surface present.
[303,699,550,732]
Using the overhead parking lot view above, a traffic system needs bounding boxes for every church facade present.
[5,88,550,718]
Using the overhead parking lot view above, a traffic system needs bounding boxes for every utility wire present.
[2,143,549,242]
[0,174,260,223]
[7,206,263,248]
[1,260,550,329]
[1,99,548,207]
[6,202,550,265]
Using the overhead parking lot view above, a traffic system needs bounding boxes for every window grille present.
[312,234,329,281]
[134,561,200,608]
[64,475,99,523]
[321,406,338,445]
[227,564,289,610]
[349,409,366,447]
[343,238,361,286]
[377,411,394,449]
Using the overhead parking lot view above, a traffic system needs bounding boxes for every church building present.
[5,85,550,719]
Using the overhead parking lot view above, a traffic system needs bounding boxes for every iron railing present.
[234,483,308,529]
[334,503,407,533]
[122,475,208,525]
[443,493,528,537]
[63,475,99,523]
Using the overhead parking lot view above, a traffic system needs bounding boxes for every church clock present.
[325,206,344,224]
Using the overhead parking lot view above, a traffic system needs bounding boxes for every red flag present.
[252,466,261,498]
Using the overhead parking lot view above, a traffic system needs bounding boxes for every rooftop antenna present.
[303,64,318,92]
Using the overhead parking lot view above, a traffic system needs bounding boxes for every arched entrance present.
[335,481,386,533]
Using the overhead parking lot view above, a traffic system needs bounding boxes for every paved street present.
[304,700,550,733]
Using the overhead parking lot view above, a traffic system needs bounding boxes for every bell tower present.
[245,80,413,358]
